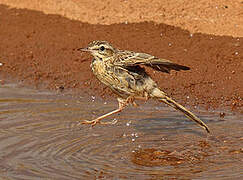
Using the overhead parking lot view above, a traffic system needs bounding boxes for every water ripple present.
[0,83,242,179]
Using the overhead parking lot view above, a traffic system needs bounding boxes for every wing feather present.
[114,50,190,73]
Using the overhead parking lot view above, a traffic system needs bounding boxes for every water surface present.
[0,83,242,179]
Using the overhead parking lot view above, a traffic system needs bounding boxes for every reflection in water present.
[0,83,242,179]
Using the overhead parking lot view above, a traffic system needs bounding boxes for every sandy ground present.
[0,0,243,37]
[0,1,242,113]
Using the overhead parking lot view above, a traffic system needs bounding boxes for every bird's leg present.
[131,95,149,107]
[81,97,128,126]
[132,101,138,107]
[126,96,137,107]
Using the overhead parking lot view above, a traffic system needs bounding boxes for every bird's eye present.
[100,46,105,51]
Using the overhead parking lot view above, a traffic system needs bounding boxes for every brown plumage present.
[78,40,210,133]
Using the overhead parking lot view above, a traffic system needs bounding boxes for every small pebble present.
[219,112,226,118]
[59,85,64,91]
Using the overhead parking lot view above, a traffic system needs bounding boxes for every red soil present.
[0,4,242,112]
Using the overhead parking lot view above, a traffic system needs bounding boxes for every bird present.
[78,40,210,133]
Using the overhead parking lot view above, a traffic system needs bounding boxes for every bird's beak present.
[77,47,90,52]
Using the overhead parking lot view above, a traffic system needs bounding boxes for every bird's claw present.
[81,119,118,127]
[81,119,99,127]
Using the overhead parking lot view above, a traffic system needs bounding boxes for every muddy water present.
[0,83,242,179]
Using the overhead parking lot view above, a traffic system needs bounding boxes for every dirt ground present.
[1,0,243,37]
[0,1,242,113]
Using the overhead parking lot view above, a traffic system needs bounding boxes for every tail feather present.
[151,88,210,133]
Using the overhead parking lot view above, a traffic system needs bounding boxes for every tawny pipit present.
[78,41,210,133]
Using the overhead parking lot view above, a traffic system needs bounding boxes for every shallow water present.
[0,83,242,179]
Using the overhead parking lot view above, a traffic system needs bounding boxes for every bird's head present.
[78,41,116,59]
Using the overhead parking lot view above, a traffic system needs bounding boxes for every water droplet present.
[190,33,193,37]
[135,133,138,138]
[0,62,3,66]
[187,96,190,99]
[111,118,117,124]
[126,121,131,126]
[235,52,238,55]
[91,96,95,102]
[168,43,172,46]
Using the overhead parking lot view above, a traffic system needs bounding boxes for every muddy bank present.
[0,5,242,112]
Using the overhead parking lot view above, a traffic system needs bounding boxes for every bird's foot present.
[81,119,100,127]
[81,118,117,127]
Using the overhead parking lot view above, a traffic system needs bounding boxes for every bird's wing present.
[114,50,190,73]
